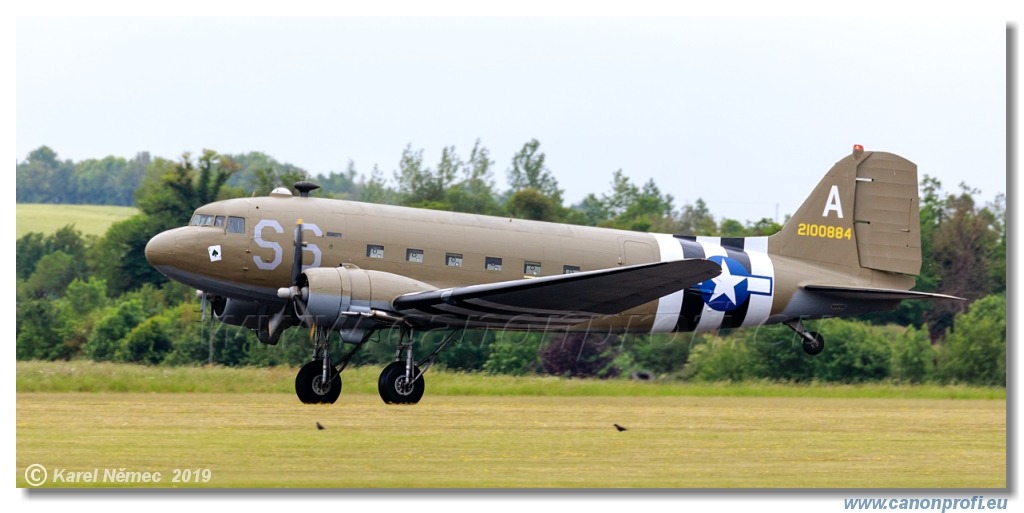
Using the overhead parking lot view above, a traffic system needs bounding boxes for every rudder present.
[768,146,922,276]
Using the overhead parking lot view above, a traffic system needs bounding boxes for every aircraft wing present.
[802,285,964,301]
[392,259,721,329]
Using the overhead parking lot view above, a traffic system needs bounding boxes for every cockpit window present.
[189,213,235,230]
[227,216,245,234]
[190,213,217,227]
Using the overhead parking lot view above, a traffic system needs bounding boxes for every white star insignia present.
[710,261,747,306]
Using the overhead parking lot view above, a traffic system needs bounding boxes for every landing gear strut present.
[294,326,371,404]
[784,319,825,356]
[295,326,341,404]
[377,328,461,405]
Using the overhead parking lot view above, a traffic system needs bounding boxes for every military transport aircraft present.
[145,145,959,405]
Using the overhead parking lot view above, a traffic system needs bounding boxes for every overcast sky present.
[16,17,1008,224]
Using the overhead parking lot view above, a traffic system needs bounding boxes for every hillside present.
[16,203,139,238]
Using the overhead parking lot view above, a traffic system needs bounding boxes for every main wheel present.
[295,361,342,404]
[801,331,825,356]
[377,361,425,405]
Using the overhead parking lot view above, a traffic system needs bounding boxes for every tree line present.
[15,141,1006,386]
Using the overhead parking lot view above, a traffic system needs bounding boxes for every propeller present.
[292,218,305,286]
[263,182,320,344]
[274,218,312,334]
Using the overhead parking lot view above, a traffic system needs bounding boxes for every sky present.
[14,15,1009,225]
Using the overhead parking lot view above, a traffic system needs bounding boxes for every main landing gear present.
[293,325,462,405]
[294,326,354,404]
[784,319,825,356]
[376,328,461,405]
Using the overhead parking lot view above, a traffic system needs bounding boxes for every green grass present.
[15,362,1007,488]
[16,360,1006,400]
[16,392,1006,488]
[16,203,138,238]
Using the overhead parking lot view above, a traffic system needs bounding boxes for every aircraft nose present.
[145,229,177,268]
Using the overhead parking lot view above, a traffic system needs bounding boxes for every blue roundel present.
[698,256,750,312]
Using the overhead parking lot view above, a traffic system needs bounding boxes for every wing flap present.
[803,284,963,301]
[393,259,721,328]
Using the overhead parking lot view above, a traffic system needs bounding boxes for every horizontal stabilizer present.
[803,284,963,301]
[393,259,721,329]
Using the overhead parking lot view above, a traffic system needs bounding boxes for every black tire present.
[295,361,342,404]
[377,361,425,405]
[801,331,825,356]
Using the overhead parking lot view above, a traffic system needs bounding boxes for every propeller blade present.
[292,218,304,286]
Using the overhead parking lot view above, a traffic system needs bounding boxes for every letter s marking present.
[253,220,283,270]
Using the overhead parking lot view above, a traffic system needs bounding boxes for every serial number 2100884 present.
[797,223,852,240]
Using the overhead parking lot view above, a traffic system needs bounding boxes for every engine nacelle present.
[301,266,435,330]
[212,297,264,329]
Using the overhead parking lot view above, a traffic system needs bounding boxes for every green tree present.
[83,299,147,361]
[483,332,544,375]
[88,215,168,296]
[506,188,562,222]
[718,218,748,237]
[447,140,502,215]
[574,193,611,227]
[434,330,494,371]
[16,299,70,360]
[316,160,362,200]
[924,183,1001,337]
[683,336,755,382]
[936,294,1005,386]
[675,199,718,235]
[17,225,89,281]
[620,333,702,377]
[890,324,935,383]
[540,333,619,378]
[359,165,398,205]
[24,251,85,299]
[506,139,563,203]
[225,151,308,196]
[119,316,174,364]
[16,232,47,280]
[736,325,817,382]
[136,150,240,226]
[395,144,454,208]
[811,318,892,383]
[16,146,75,203]
[745,217,783,236]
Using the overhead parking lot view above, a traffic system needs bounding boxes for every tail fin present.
[768,146,921,276]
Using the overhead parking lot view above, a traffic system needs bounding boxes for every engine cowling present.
[299,266,436,330]
[212,297,264,329]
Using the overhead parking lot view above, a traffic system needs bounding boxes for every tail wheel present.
[295,361,342,404]
[378,361,425,405]
[801,331,825,356]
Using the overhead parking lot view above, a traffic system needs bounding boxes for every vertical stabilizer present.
[768,146,922,276]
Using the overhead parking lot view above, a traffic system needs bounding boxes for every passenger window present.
[406,249,424,263]
[524,261,542,276]
[485,257,503,271]
[367,245,385,259]
[446,253,463,267]
[227,217,245,234]
[563,265,581,274]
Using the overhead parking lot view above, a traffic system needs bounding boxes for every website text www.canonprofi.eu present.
[844,497,1008,512]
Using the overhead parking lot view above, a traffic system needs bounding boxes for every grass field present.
[16,203,138,238]
[15,362,1007,489]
